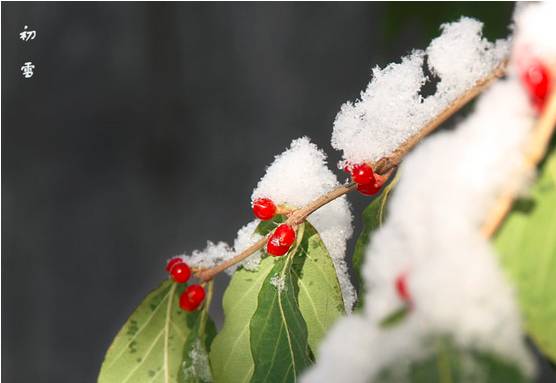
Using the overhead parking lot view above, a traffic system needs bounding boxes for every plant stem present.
[197,184,356,281]
[197,61,507,281]
[286,182,358,225]
[197,236,268,281]
[199,281,213,337]
[482,89,556,238]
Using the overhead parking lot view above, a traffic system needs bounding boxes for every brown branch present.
[481,89,556,238]
[373,60,507,175]
[197,183,357,281]
[197,61,508,281]
[196,236,268,281]
[286,182,357,225]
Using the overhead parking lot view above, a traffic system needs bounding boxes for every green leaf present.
[353,175,398,309]
[249,225,313,383]
[377,338,530,383]
[209,257,276,383]
[179,283,217,383]
[379,305,410,328]
[295,222,345,355]
[98,280,194,383]
[495,148,556,362]
[210,221,345,382]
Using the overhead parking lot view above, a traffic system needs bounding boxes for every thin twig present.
[197,61,508,281]
[197,183,357,281]
[286,182,358,225]
[482,89,556,238]
[197,236,268,281]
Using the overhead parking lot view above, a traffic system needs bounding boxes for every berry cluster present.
[344,163,385,196]
[252,198,297,256]
[166,257,205,312]
[519,57,553,113]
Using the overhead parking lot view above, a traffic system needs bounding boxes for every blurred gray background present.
[4,2,554,382]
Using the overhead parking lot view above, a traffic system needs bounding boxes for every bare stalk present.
[482,89,556,238]
[197,61,507,281]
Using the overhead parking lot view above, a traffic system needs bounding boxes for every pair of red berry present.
[520,59,552,113]
[345,163,384,196]
[166,258,205,311]
[252,198,297,256]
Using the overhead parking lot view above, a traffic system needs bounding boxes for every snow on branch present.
[251,137,356,311]
[331,17,509,165]
[302,5,556,380]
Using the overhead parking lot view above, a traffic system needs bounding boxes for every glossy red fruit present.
[357,181,381,196]
[179,284,206,311]
[165,257,183,272]
[170,262,191,283]
[266,224,296,256]
[252,198,277,221]
[357,173,387,196]
[395,273,411,302]
[520,60,552,112]
[267,240,289,257]
[350,163,375,185]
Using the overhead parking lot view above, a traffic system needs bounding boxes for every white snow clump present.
[331,17,509,165]
[252,137,355,311]
[303,46,538,383]
[174,220,263,275]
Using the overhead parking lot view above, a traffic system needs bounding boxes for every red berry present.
[350,163,375,185]
[520,60,552,112]
[165,257,183,272]
[357,181,381,196]
[395,273,411,302]
[179,284,206,311]
[252,198,277,221]
[170,262,191,283]
[357,173,387,196]
[266,224,296,256]
[273,224,296,247]
[266,240,290,257]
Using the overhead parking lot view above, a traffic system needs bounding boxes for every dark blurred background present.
[4,2,554,382]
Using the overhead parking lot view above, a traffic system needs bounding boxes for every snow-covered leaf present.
[495,148,556,362]
[178,284,217,383]
[98,280,195,383]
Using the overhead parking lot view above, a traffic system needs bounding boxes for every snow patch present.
[270,274,286,292]
[303,71,536,383]
[331,17,509,165]
[251,137,355,311]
